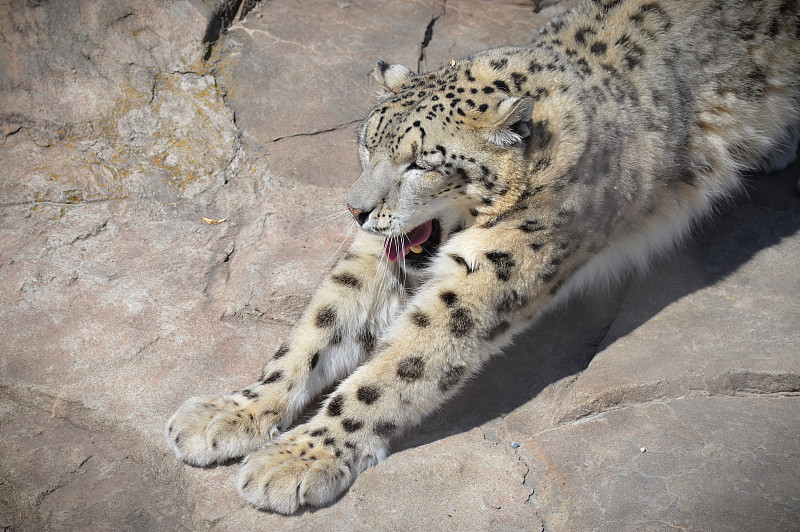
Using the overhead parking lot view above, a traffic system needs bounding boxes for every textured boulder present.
[1,0,798,530]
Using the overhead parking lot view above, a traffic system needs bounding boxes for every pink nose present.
[347,204,366,226]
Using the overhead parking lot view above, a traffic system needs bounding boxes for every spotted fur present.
[167,0,800,514]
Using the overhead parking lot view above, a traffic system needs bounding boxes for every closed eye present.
[406,160,428,172]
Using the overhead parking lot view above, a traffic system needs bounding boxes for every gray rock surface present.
[1,1,798,530]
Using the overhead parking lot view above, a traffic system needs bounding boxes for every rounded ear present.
[371,61,413,92]
[483,97,535,148]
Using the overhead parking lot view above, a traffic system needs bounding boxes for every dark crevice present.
[4,126,22,139]
[69,220,108,245]
[482,428,538,510]
[0,197,126,208]
[203,237,237,304]
[107,12,134,28]
[202,0,259,61]
[522,459,535,505]
[531,0,562,13]
[74,455,93,472]
[533,0,560,13]
[556,376,800,427]
[417,17,439,74]
[417,2,446,74]
[270,119,361,143]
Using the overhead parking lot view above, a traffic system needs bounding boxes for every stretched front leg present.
[166,230,405,466]
[237,220,578,513]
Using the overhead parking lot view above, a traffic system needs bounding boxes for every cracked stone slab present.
[212,0,580,189]
[0,0,239,129]
[0,388,193,531]
[551,166,800,424]
[215,0,444,144]
[259,126,363,188]
[421,0,579,71]
[212,178,356,324]
[200,428,542,531]
[522,395,800,531]
[0,0,269,215]
[0,200,285,439]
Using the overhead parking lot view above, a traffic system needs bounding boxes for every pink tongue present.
[384,220,434,262]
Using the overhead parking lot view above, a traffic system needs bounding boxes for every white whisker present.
[290,211,350,238]
[401,244,407,288]
[376,239,390,295]
[370,238,387,296]
[377,237,396,296]
[316,221,357,266]
[318,220,355,258]
[403,233,411,287]
[394,237,403,291]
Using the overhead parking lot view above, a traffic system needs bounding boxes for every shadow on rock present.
[395,156,800,452]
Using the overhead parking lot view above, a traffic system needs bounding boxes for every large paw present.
[236,429,381,514]
[166,394,286,466]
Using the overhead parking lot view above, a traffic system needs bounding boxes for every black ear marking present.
[510,116,533,139]
[484,97,536,148]
[371,62,413,92]
[503,97,535,139]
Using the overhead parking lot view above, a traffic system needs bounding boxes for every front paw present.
[166,394,286,466]
[236,429,384,514]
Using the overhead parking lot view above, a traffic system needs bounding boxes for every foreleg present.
[166,230,406,466]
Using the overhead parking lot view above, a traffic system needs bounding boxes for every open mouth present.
[383,219,442,265]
